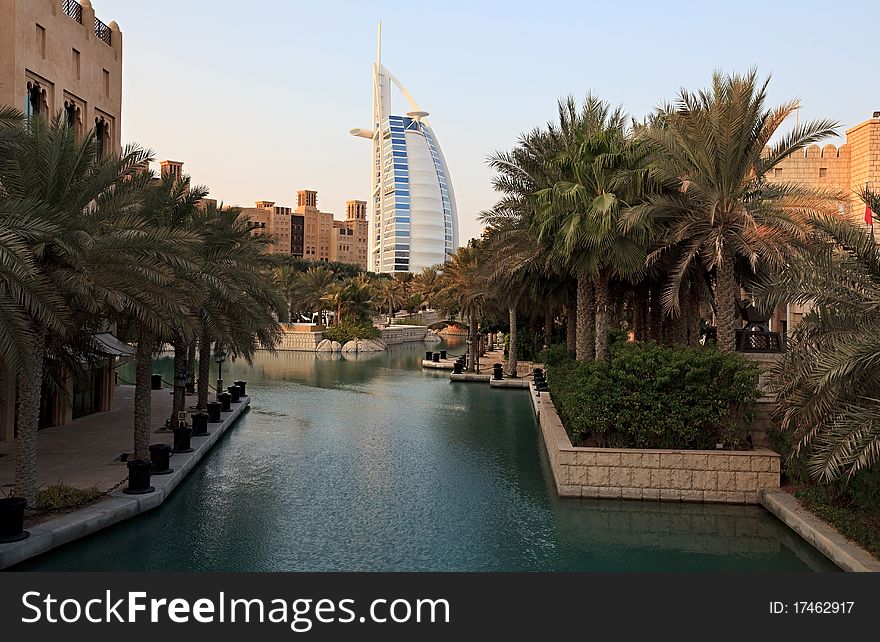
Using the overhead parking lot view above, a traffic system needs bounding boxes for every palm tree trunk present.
[134,327,156,461]
[594,270,611,360]
[576,275,595,362]
[716,248,737,353]
[468,314,478,373]
[186,339,196,393]
[14,339,45,507]
[197,330,211,409]
[565,304,576,354]
[507,304,519,377]
[170,336,187,426]
[688,285,702,346]
[543,306,553,348]
[649,284,662,341]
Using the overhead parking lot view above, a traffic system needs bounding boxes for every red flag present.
[867,202,875,226]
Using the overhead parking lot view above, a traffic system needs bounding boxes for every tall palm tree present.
[0,112,191,501]
[535,95,651,360]
[191,203,283,410]
[374,277,405,325]
[636,70,838,352]
[438,246,487,371]
[756,206,880,482]
[411,267,440,311]
[297,266,336,323]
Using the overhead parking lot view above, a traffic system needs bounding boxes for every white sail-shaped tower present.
[350,25,459,273]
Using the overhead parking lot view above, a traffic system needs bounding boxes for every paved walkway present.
[0,385,186,492]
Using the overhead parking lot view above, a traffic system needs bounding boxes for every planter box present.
[531,385,780,504]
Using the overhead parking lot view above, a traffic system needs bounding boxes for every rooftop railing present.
[61,0,83,24]
[94,17,112,45]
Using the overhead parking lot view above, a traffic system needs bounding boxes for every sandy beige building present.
[765,113,880,336]
[240,201,293,255]
[0,0,123,156]
[330,200,369,270]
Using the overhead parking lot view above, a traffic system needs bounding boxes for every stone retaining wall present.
[532,384,780,504]
[277,330,323,351]
[380,325,428,344]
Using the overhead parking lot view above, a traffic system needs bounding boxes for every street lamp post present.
[215,348,228,399]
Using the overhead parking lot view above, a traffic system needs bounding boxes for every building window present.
[95,116,110,159]
[819,167,827,178]
[36,24,46,59]
[25,81,47,121]
[773,168,783,177]
[73,49,81,80]
[103,69,110,97]
[64,100,82,136]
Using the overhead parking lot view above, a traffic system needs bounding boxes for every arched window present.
[64,100,82,136]
[25,82,45,120]
[95,116,110,159]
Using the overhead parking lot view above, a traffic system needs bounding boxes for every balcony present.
[61,1,113,45]
[61,0,82,24]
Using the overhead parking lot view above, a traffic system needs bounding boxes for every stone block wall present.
[379,326,428,344]
[533,386,781,504]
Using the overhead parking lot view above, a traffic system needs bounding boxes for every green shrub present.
[537,343,572,367]
[547,342,761,450]
[322,321,380,345]
[37,483,102,511]
[392,317,427,326]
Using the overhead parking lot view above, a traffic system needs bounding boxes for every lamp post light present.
[174,372,188,409]
[215,348,228,398]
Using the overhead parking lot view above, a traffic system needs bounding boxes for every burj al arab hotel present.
[350,26,459,274]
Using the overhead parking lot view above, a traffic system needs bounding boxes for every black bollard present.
[533,368,544,378]
[536,381,549,392]
[493,363,503,380]
[425,351,433,361]
[151,373,162,390]
[440,350,447,360]
[124,459,155,495]
[432,352,440,363]
[0,497,29,543]
[453,361,463,374]
[234,380,248,397]
[149,443,173,475]
[191,412,210,437]
[206,401,222,423]
[228,385,241,403]
[218,392,232,412]
[173,425,194,454]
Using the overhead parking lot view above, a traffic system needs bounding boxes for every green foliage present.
[322,321,379,345]
[547,342,760,449]
[392,317,427,326]
[537,343,572,367]
[36,483,102,511]
[504,326,545,361]
[795,476,880,560]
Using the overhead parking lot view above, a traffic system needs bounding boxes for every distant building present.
[237,190,369,269]
[330,200,369,270]
[350,26,459,273]
[0,0,123,157]
[767,113,880,337]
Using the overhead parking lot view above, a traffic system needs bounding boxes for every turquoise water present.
[20,340,836,571]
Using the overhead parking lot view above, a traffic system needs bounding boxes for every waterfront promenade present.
[0,386,249,569]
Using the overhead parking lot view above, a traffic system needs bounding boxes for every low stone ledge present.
[759,488,880,572]
[450,373,491,382]
[488,379,530,389]
[531,382,780,504]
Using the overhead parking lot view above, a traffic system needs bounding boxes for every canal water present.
[21,340,836,571]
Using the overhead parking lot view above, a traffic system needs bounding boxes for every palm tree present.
[439,246,487,371]
[411,267,440,311]
[756,205,880,482]
[297,266,336,323]
[0,112,191,501]
[375,277,405,325]
[191,203,283,410]
[637,70,838,352]
[535,95,651,360]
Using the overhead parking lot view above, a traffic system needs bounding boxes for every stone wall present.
[379,325,428,344]
[532,385,780,504]
[276,330,322,351]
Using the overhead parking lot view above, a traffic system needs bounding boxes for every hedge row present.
[546,342,761,450]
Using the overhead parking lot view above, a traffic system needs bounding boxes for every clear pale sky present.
[97,0,875,243]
